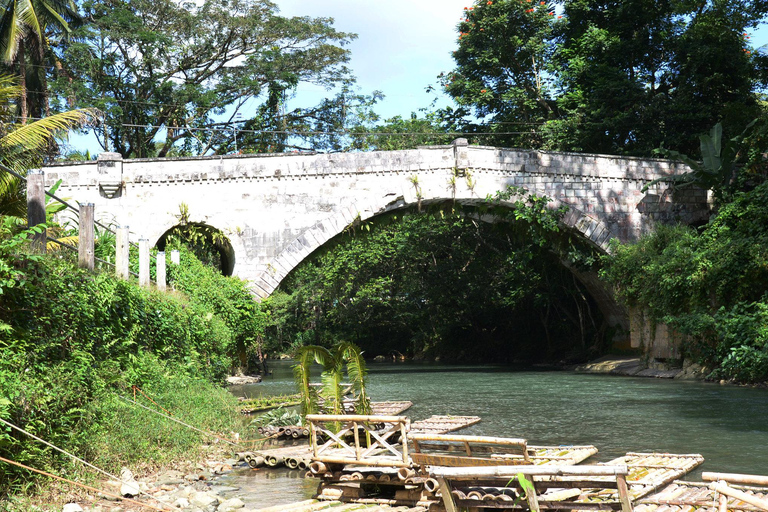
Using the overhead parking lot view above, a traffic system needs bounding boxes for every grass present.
[0,376,255,512]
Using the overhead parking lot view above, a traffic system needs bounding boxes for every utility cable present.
[0,455,169,511]
[0,417,175,510]
[0,164,157,263]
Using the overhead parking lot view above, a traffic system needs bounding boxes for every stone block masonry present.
[42,141,710,300]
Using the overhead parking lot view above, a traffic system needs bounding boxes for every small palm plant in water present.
[292,341,372,421]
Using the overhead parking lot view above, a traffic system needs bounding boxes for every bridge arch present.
[251,187,617,300]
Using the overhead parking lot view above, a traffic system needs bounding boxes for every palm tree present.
[293,341,372,420]
[0,0,81,122]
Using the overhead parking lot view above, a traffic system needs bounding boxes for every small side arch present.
[155,222,237,276]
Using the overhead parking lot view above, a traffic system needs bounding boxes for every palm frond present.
[1,108,96,154]
[320,366,344,416]
[338,341,371,415]
[292,345,333,418]
[46,234,75,251]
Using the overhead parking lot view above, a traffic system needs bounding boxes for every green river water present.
[220,362,768,508]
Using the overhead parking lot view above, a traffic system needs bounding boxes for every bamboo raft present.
[254,499,428,511]
[636,472,768,512]
[410,415,482,435]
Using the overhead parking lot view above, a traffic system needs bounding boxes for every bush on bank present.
[602,181,768,382]
[0,241,262,499]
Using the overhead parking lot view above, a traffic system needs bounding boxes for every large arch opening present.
[156,222,236,276]
[263,199,624,365]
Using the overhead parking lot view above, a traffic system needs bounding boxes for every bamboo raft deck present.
[409,415,482,435]
[372,401,414,416]
[636,472,768,512]
[593,453,707,501]
[433,452,704,510]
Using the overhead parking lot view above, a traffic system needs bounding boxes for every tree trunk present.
[18,42,28,124]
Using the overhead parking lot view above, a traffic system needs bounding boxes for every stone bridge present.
[43,140,708,304]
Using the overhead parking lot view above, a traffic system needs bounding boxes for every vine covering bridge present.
[42,139,709,300]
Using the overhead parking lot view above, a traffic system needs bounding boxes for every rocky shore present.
[59,452,259,512]
[575,355,709,380]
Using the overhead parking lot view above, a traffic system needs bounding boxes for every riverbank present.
[573,354,768,385]
[14,442,252,512]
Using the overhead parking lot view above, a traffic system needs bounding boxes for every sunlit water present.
[219,361,768,508]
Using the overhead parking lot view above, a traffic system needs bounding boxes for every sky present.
[273,0,469,120]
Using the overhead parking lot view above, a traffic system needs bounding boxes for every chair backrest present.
[409,433,531,468]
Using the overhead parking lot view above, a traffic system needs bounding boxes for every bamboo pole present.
[710,482,768,512]
[438,477,459,512]
[431,465,629,480]
[78,203,95,271]
[26,170,46,253]
[409,433,528,447]
[306,414,406,423]
[616,474,634,512]
[704,473,768,487]
[526,476,541,512]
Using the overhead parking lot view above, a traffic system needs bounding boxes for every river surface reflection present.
[221,361,768,508]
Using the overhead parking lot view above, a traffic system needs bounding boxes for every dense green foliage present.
[0,235,263,498]
[267,193,605,363]
[49,0,357,157]
[603,180,768,382]
[443,0,768,155]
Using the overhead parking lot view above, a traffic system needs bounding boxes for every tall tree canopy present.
[444,0,768,155]
[50,0,357,157]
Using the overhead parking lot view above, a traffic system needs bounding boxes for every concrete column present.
[115,226,130,280]
[156,251,166,291]
[78,203,95,271]
[170,249,180,265]
[139,238,150,288]
[26,170,46,253]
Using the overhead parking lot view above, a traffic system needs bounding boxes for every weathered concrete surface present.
[42,141,708,302]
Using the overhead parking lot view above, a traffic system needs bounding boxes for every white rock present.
[218,498,246,511]
[62,504,84,512]
[189,491,219,508]
[119,467,140,497]
[173,497,190,509]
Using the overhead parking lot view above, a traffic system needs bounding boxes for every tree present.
[348,111,455,151]
[51,0,357,158]
[440,0,558,148]
[443,0,768,156]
